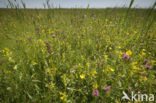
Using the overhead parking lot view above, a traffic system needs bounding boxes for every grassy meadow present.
[0,7,156,103]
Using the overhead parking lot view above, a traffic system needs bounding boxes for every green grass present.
[0,8,156,103]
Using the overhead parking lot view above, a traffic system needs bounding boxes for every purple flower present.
[0,50,1,53]
[104,86,110,92]
[96,39,99,42]
[58,30,63,34]
[92,89,99,96]
[144,59,150,64]
[52,34,56,38]
[90,27,92,31]
[71,70,76,73]
[109,24,114,27]
[123,53,130,60]
[142,73,147,77]
[145,64,152,69]
[26,37,31,41]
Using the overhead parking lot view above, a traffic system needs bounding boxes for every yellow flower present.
[110,68,115,72]
[134,31,137,34]
[49,82,55,89]
[59,92,67,101]
[144,77,147,81]
[13,65,18,70]
[45,68,51,75]
[60,96,64,100]
[126,50,132,55]
[86,62,90,68]
[93,83,98,89]
[45,84,49,88]
[104,54,108,58]
[142,52,146,56]
[91,70,97,77]
[31,61,37,65]
[9,57,14,63]
[133,62,138,65]
[133,65,140,70]
[80,74,85,79]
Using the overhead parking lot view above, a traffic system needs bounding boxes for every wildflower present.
[2,48,12,56]
[80,74,85,79]
[8,57,15,63]
[60,96,64,100]
[133,65,140,70]
[142,49,146,52]
[46,42,52,53]
[59,92,67,101]
[134,31,137,34]
[45,84,49,88]
[104,86,110,92]
[123,53,130,60]
[45,68,51,75]
[109,24,114,27]
[109,68,115,72]
[93,83,98,89]
[142,72,147,77]
[38,39,46,47]
[118,46,121,49]
[13,65,18,70]
[145,64,152,69]
[26,37,31,41]
[126,50,132,55]
[49,82,55,89]
[31,61,37,65]
[104,54,108,58]
[144,77,147,81]
[89,27,92,31]
[86,62,90,68]
[91,70,97,77]
[71,69,76,73]
[52,34,56,38]
[96,39,99,42]
[144,59,150,64]
[92,89,99,96]
[142,52,146,56]
[7,87,12,91]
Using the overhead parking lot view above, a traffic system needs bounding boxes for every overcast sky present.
[0,0,155,8]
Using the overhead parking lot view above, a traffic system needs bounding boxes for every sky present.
[0,0,155,8]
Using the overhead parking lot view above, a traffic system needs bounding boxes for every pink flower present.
[71,70,76,73]
[104,86,110,92]
[142,72,147,77]
[145,64,152,69]
[92,89,99,96]
[144,59,150,64]
[123,53,130,60]
[109,24,114,27]
[26,37,31,41]
[52,34,56,38]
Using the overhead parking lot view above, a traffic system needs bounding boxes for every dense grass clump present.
[0,8,155,102]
